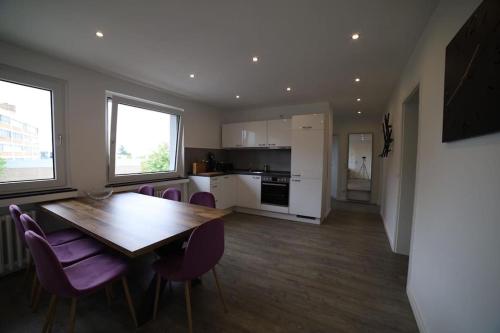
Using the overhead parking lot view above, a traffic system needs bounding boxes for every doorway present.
[346,133,373,202]
[396,86,420,255]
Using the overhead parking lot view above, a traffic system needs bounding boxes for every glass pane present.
[0,80,54,183]
[114,103,177,175]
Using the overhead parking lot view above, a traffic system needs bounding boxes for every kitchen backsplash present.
[184,147,291,173]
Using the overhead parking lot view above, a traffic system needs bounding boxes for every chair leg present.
[68,298,77,333]
[105,285,112,306]
[42,294,58,333]
[32,283,42,312]
[212,267,227,313]
[184,281,193,333]
[153,274,162,320]
[23,254,32,285]
[121,277,138,327]
[30,274,37,304]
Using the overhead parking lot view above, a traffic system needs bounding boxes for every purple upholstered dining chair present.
[20,214,104,266]
[152,219,227,333]
[189,191,216,208]
[161,188,182,202]
[24,231,137,332]
[138,185,155,196]
[9,204,84,247]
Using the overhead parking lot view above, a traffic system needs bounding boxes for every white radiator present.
[0,210,33,276]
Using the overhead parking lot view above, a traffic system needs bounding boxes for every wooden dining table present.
[40,191,231,325]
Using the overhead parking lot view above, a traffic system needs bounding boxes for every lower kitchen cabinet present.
[289,177,322,218]
[189,175,236,209]
[236,174,261,209]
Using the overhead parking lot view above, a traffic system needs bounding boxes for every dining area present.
[7,186,230,333]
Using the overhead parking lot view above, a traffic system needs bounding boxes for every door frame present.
[346,132,374,201]
[395,85,421,255]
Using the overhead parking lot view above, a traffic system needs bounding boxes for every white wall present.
[332,115,382,205]
[379,0,500,332]
[0,41,222,193]
[222,102,331,123]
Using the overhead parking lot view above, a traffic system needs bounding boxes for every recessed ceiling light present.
[357,111,362,114]
[236,95,240,99]
[96,31,104,38]
[252,56,259,63]
[355,78,360,82]
[352,33,360,40]
[357,98,361,102]
[286,87,292,92]
[189,73,195,78]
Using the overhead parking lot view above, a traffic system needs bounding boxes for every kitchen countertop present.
[189,170,291,177]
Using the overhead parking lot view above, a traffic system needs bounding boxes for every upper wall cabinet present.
[222,119,291,148]
[242,121,267,148]
[267,119,291,147]
[222,123,244,148]
[291,114,325,130]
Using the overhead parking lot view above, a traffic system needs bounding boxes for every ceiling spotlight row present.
[96,30,361,105]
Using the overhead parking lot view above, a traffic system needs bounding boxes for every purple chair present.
[152,219,227,332]
[24,231,137,332]
[9,204,84,247]
[189,192,216,208]
[161,188,182,202]
[138,185,155,196]
[20,214,105,266]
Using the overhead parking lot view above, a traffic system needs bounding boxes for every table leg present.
[136,273,166,326]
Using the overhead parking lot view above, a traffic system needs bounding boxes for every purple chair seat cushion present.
[53,238,105,266]
[152,252,185,281]
[64,254,128,295]
[46,228,85,246]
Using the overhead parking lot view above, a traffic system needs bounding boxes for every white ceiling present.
[0,0,437,115]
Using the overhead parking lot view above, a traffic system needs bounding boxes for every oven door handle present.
[262,183,288,187]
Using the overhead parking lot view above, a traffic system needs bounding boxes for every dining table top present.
[40,192,231,258]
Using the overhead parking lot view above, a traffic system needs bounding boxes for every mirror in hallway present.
[347,133,373,201]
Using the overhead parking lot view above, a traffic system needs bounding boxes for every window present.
[0,64,67,194]
[107,94,183,184]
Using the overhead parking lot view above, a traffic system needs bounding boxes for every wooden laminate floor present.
[0,210,417,333]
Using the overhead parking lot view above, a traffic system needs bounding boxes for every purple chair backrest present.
[9,205,26,247]
[162,188,182,202]
[182,219,224,279]
[24,231,74,297]
[189,192,216,208]
[138,185,155,196]
[20,214,48,240]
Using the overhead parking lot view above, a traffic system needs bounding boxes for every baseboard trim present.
[407,286,427,333]
[234,207,321,224]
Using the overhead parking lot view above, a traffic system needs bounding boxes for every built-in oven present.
[261,175,290,206]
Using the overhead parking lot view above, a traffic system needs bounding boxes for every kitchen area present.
[187,113,331,224]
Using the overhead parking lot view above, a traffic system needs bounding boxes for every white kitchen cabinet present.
[236,174,261,209]
[291,114,325,130]
[188,175,236,209]
[290,129,324,179]
[289,177,322,218]
[267,119,291,147]
[220,174,236,208]
[222,123,243,148]
[242,121,267,148]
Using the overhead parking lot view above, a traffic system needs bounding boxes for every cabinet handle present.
[300,126,312,129]
[253,176,260,179]
[269,143,276,146]
[292,174,301,177]
[212,185,218,188]
[292,179,301,182]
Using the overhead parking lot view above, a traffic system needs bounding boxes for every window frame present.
[0,64,67,194]
[106,93,184,185]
